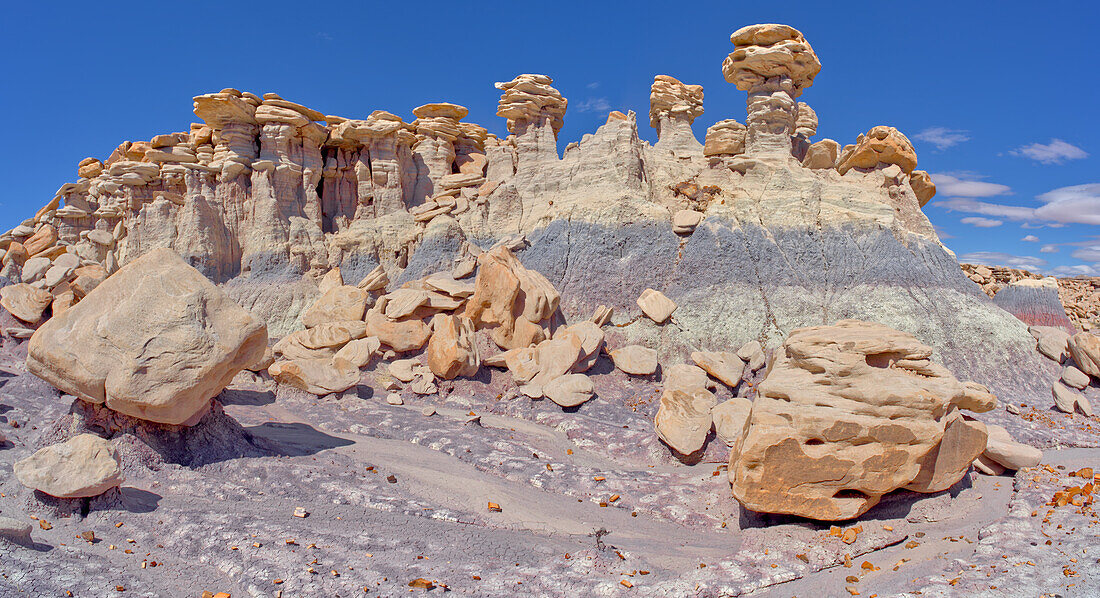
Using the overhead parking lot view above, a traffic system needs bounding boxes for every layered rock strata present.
[1,22,1056,409]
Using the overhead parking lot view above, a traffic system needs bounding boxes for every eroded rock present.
[729,320,996,520]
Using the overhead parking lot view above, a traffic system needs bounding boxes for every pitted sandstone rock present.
[729,320,996,520]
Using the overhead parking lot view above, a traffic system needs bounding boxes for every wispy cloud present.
[574,97,611,113]
[930,173,1012,198]
[1040,244,1059,253]
[315,32,333,41]
[1021,235,1040,242]
[586,82,600,90]
[914,127,970,151]
[1010,139,1088,164]
[937,178,1100,227]
[1050,264,1100,277]
[938,198,1034,220]
[958,251,1047,271]
[961,216,1003,228]
[933,225,954,240]
[1071,246,1100,262]
[1034,183,1100,225]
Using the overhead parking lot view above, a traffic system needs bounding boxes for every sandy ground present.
[0,335,1097,597]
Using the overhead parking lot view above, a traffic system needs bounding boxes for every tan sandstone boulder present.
[636,288,677,324]
[0,283,53,324]
[463,246,560,349]
[27,248,268,425]
[1067,332,1100,378]
[729,320,996,520]
[14,434,123,498]
[544,373,595,407]
[837,126,918,175]
[610,345,658,376]
[269,358,360,395]
[712,398,753,446]
[425,314,480,379]
[691,351,745,388]
[364,308,432,353]
[983,423,1043,470]
[655,364,717,454]
[301,285,368,328]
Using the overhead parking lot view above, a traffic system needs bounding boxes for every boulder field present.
[0,21,1096,598]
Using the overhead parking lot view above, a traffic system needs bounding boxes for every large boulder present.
[654,364,717,455]
[0,283,53,324]
[27,248,268,425]
[729,320,996,520]
[14,434,123,498]
[463,246,560,350]
[268,358,359,395]
[425,314,480,379]
[1067,332,1100,378]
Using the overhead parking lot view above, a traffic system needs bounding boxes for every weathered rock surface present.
[13,433,123,498]
[655,364,717,455]
[729,320,996,520]
[425,314,479,379]
[268,358,359,395]
[610,345,658,376]
[27,248,267,425]
[992,277,1075,332]
[0,283,53,324]
[1067,332,1100,377]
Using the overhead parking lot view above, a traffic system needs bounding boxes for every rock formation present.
[650,75,704,155]
[962,263,1098,332]
[0,21,1052,412]
[729,320,996,520]
[722,24,820,155]
[14,433,123,498]
[27,248,267,425]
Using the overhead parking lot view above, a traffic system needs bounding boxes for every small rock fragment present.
[636,288,677,324]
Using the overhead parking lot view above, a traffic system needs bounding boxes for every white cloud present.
[930,173,1012,198]
[937,179,1100,227]
[586,82,600,90]
[914,127,970,151]
[932,225,954,240]
[1070,246,1100,262]
[1034,184,1100,225]
[1021,235,1039,242]
[1050,264,1100,277]
[961,216,1003,228]
[1040,244,1058,253]
[938,198,1035,220]
[1010,139,1088,164]
[574,97,611,113]
[958,251,1047,271]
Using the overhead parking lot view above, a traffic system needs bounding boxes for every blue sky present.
[3,1,1098,275]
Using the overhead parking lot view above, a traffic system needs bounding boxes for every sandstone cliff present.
[0,25,1052,404]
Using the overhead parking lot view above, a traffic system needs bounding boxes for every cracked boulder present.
[729,320,997,520]
[27,248,268,426]
[14,433,123,498]
[463,245,559,350]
